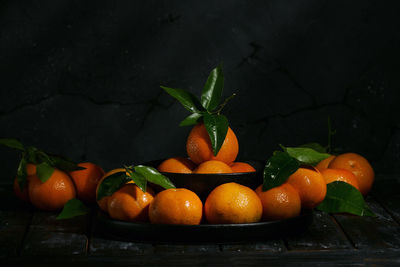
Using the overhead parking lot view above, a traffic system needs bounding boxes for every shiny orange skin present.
[69,162,105,203]
[320,168,360,190]
[204,182,262,224]
[13,176,30,202]
[149,188,203,225]
[28,169,76,211]
[316,155,336,172]
[328,153,374,196]
[108,184,155,222]
[96,168,128,212]
[230,162,256,173]
[186,123,239,165]
[193,160,233,174]
[255,183,301,221]
[287,167,327,209]
[157,157,196,173]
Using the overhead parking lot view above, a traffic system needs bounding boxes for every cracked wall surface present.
[1,0,400,183]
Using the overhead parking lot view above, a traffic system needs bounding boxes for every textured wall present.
[1,0,400,184]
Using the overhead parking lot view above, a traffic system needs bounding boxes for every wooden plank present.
[372,177,400,224]
[29,211,89,234]
[220,239,286,254]
[21,231,88,256]
[0,185,33,257]
[334,195,400,250]
[20,210,91,256]
[153,243,220,254]
[0,210,32,257]
[286,210,352,250]
[89,216,153,256]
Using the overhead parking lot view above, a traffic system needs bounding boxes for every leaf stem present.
[215,93,236,115]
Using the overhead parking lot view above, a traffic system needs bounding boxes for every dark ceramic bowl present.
[144,159,264,200]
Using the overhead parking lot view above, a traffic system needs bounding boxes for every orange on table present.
[69,162,105,203]
[149,188,203,225]
[28,169,76,211]
[328,153,374,196]
[230,162,256,173]
[157,157,196,173]
[107,184,155,222]
[96,168,130,213]
[287,167,327,209]
[255,183,301,221]
[193,160,233,174]
[316,155,336,172]
[320,168,360,190]
[186,123,239,165]
[204,182,262,224]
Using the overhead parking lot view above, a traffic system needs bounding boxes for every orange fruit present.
[149,188,203,225]
[13,176,30,202]
[320,168,360,190]
[186,123,239,165]
[96,168,128,213]
[287,167,327,209]
[328,153,374,196]
[26,163,37,176]
[28,169,76,211]
[230,162,256,173]
[107,184,155,222]
[157,157,196,173]
[255,183,301,221]
[204,182,262,224]
[316,155,336,172]
[69,162,105,203]
[193,160,233,174]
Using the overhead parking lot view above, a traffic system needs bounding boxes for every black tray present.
[96,209,313,243]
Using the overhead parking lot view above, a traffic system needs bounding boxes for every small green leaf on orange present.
[201,64,224,111]
[56,198,90,220]
[96,171,132,201]
[161,86,204,113]
[0,138,25,151]
[179,112,203,126]
[203,113,229,156]
[263,151,299,191]
[36,161,55,183]
[133,165,175,190]
[316,181,375,217]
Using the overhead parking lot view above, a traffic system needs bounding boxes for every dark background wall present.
[1,0,400,184]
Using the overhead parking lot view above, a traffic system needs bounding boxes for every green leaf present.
[96,171,132,201]
[263,151,300,191]
[179,112,203,126]
[316,181,375,216]
[283,146,331,166]
[36,161,55,183]
[201,64,224,111]
[133,165,175,190]
[125,167,147,192]
[161,86,204,113]
[203,113,229,156]
[299,143,327,153]
[16,156,28,189]
[48,154,85,172]
[0,138,25,151]
[56,198,90,220]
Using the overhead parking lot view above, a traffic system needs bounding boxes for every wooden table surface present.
[1,175,399,266]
